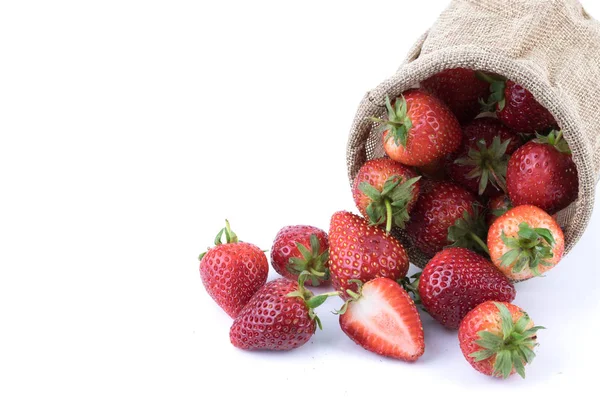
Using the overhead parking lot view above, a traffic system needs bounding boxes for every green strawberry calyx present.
[333,279,364,316]
[470,302,544,379]
[492,196,513,218]
[476,72,507,112]
[286,271,339,330]
[371,95,413,148]
[454,136,511,195]
[533,130,571,154]
[399,272,422,306]
[447,205,490,256]
[286,234,330,286]
[499,222,556,276]
[359,175,421,233]
[198,219,239,261]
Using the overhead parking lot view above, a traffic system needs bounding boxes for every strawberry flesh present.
[339,278,424,361]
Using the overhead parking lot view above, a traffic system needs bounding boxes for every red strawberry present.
[459,301,543,379]
[488,205,564,281]
[199,220,268,318]
[230,273,338,351]
[328,211,409,298]
[479,73,558,133]
[372,90,462,167]
[416,248,516,329]
[420,68,490,123]
[486,195,513,227]
[271,225,329,286]
[448,118,522,198]
[338,278,425,361]
[461,117,523,153]
[352,158,421,233]
[507,130,578,214]
[405,181,487,256]
[417,158,447,180]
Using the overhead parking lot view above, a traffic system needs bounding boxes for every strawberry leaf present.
[494,350,512,379]
[533,130,571,154]
[359,182,382,201]
[446,205,490,256]
[469,349,496,362]
[373,95,413,148]
[360,175,420,233]
[498,223,556,276]
[453,135,510,196]
[472,303,544,379]
[512,350,526,379]
[477,72,507,112]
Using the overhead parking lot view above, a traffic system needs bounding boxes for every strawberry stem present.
[447,206,489,256]
[470,232,490,255]
[288,271,340,330]
[199,219,240,261]
[346,289,361,300]
[360,176,420,232]
[385,199,393,233]
[309,268,326,278]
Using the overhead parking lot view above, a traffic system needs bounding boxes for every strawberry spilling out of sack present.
[198,67,579,380]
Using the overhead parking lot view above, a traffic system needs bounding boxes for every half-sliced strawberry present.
[338,278,425,361]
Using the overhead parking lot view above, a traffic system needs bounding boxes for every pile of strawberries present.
[199,69,579,380]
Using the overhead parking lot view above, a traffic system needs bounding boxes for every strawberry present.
[506,130,578,214]
[459,301,544,379]
[448,117,522,197]
[352,158,421,233]
[199,220,268,318]
[417,158,447,180]
[405,181,488,256]
[420,68,490,123]
[486,195,559,228]
[486,194,513,227]
[478,73,558,133]
[229,272,338,351]
[328,211,409,298]
[271,225,329,286]
[338,278,425,361]
[372,90,462,167]
[487,205,564,281]
[415,248,516,329]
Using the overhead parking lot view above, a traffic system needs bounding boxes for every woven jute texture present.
[346,0,600,268]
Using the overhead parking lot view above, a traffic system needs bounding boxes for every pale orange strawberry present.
[487,205,564,281]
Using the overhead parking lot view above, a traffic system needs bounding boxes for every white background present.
[1,1,599,396]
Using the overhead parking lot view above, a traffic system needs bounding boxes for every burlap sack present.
[346,0,600,268]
